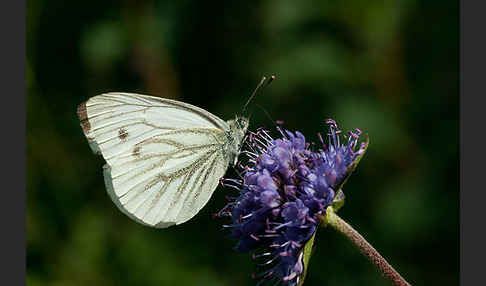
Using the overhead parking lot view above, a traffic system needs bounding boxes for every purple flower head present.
[218,120,368,285]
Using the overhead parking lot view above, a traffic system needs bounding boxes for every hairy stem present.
[323,208,411,286]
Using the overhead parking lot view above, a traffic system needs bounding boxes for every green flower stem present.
[322,207,411,286]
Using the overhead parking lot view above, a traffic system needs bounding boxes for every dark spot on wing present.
[77,102,91,134]
[118,128,128,141]
[133,145,141,157]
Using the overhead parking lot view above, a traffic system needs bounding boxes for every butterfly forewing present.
[78,92,234,228]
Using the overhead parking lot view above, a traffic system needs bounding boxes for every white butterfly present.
[77,92,249,228]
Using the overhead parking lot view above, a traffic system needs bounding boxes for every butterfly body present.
[77,92,248,228]
[224,117,249,165]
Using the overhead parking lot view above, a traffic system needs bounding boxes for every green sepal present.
[318,206,336,228]
[298,231,316,286]
[317,206,331,227]
[332,189,345,212]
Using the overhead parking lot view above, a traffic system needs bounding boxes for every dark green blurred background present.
[27,1,459,285]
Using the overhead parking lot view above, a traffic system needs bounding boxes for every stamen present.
[291,241,302,248]
[260,234,280,238]
[257,257,279,266]
[252,269,274,280]
[241,213,253,219]
[222,183,242,191]
[306,216,317,224]
[252,252,272,259]
[259,129,274,141]
[276,126,288,139]
[253,137,270,149]
[282,272,297,281]
[274,221,292,230]
[241,150,258,159]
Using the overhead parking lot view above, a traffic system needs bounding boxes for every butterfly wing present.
[78,92,231,228]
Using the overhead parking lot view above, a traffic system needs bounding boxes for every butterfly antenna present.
[242,75,276,114]
[255,104,277,128]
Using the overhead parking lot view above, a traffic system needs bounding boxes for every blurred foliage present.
[27,0,458,285]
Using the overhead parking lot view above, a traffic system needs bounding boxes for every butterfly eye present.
[238,118,248,128]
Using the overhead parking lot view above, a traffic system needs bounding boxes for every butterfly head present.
[229,115,249,142]
[236,116,249,132]
[226,116,249,165]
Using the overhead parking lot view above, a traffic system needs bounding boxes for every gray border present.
[2,0,26,284]
[461,1,485,285]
